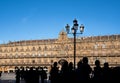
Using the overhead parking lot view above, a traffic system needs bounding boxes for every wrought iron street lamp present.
[65,19,84,69]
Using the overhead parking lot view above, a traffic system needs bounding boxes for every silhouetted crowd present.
[50,57,120,82]
[15,57,120,83]
[15,66,47,83]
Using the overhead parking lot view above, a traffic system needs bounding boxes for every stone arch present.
[58,59,68,66]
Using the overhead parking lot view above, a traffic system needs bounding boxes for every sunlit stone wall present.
[0,31,120,72]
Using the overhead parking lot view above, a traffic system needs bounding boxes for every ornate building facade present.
[0,31,120,72]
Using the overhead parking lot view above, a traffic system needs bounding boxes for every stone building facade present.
[0,31,120,72]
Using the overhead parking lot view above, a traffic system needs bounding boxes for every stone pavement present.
[0,73,50,83]
[0,80,50,83]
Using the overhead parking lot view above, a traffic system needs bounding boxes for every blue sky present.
[0,0,120,43]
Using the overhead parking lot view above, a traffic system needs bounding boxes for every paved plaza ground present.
[0,73,50,83]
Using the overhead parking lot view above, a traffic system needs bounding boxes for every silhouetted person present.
[29,67,34,83]
[24,67,30,83]
[68,62,75,81]
[35,67,40,83]
[75,60,83,82]
[0,71,2,78]
[40,67,47,83]
[112,66,120,80]
[79,57,92,80]
[20,67,25,81]
[15,68,20,83]
[102,62,112,80]
[92,59,102,80]
[50,62,59,83]
[59,61,69,82]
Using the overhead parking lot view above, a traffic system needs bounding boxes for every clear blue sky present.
[0,0,120,43]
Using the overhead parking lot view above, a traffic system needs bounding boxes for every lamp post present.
[65,19,84,69]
